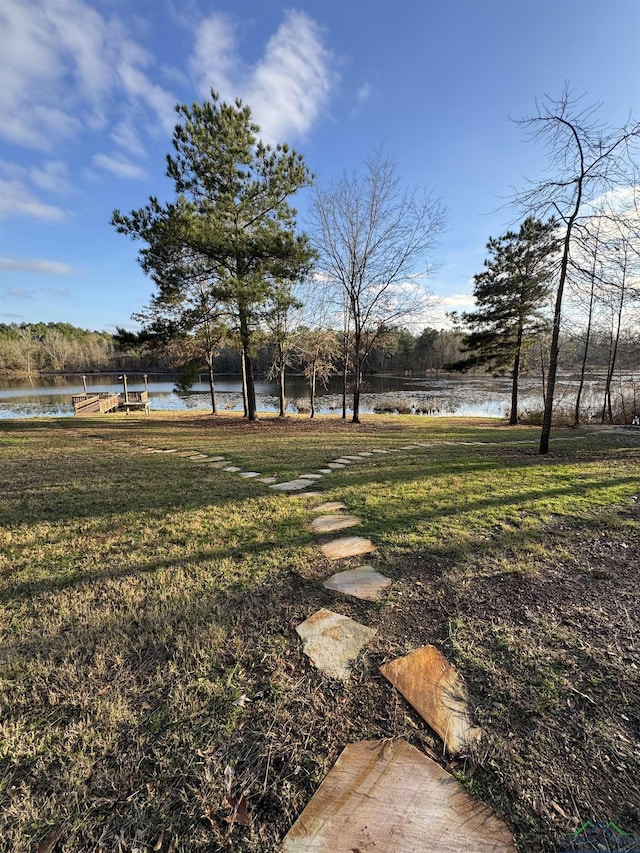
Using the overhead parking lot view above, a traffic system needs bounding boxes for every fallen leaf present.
[225,794,252,826]
[223,765,234,795]
[36,827,64,853]
[551,800,570,820]
[153,831,164,851]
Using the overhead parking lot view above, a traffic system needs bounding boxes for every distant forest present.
[1,320,637,379]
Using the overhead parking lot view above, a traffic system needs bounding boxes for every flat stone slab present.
[174,451,200,457]
[200,455,226,462]
[270,479,314,492]
[358,451,373,456]
[323,566,392,601]
[283,739,516,852]
[223,466,241,472]
[258,477,278,484]
[295,608,376,680]
[318,468,334,474]
[299,473,323,480]
[312,502,346,513]
[321,536,376,560]
[238,471,261,478]
[333,458,353,464]
[370,449,389,454]
[309,514,361,533]
[326,463,346,469]
[342,455,364,461]
[380,645,482,754]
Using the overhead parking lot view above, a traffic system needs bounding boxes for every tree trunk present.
[602,270,626,424]
[278,359,287,418]
[352,357,362,424]
[574,231,599,425]
[207,356,217,415]
[341,308,350,420]
[509,323,523,425]
[240,349,248,418]
[540,200,580,453]
[243,348,258,420]
[238,307,258,421]
[310,362,316,419]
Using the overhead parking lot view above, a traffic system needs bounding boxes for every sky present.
[1,0,638,333]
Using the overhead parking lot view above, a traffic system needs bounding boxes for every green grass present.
[1,412,639,852]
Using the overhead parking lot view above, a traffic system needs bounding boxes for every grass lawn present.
[1,412,639,852]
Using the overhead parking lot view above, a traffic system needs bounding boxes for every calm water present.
[0,371,617,420]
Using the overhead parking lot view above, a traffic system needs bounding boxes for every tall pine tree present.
[450,217,559,424]
[112,92,314,421]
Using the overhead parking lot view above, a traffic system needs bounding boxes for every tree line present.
[0,323,115,373]
[0,319,467,378]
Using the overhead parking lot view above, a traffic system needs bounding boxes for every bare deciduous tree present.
[311,151,446,423]
[514,88,639,452]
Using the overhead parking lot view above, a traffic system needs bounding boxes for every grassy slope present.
[1,412,638,852]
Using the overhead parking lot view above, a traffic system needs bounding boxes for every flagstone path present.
[59,425,637,847]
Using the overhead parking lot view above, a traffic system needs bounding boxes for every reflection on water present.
[0,371,624,420]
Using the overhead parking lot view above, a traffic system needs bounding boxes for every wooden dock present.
[72,391,149,416]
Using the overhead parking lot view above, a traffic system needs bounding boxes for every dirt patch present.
[374,500,640,852]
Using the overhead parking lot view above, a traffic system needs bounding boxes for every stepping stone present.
[299,473,323,480]
[318,468,333,474]
[358,451,373,456]
[295,608,376,680]
[310,514,361,533]
[370,449,389,454]
[199,455,225,462]
[189,453,209,459]
[238,471,261,478]
[323,566,392,601]
[174,451,200,457]
[312,501,346,513]
[258,477,278,484]
[270,479,313,491]
[203,460,227,468]
[342,455,364,461]
[380,645,482,755]
[223,466,241,472]
[283,739,516,852]
[333,458,353,464]
[321,537,376,560]
[160,448,178,453]
[327,463,346,469]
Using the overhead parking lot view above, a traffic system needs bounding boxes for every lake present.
[0,371,617,420]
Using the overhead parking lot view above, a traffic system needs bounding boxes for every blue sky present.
[1,0,638,332]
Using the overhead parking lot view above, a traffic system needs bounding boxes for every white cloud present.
[0,177,68,221]
[189,9,335,144]
[357,82,372,104]
[0,257,77,275]
[0,0,176,150]
[111,120,147,158]
[190,12,238,100]
[29,160,71,195]
[92,153,147,180]
[437,293,476,309]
